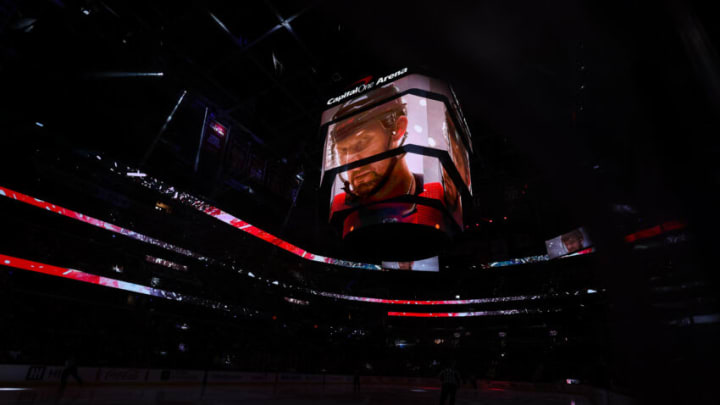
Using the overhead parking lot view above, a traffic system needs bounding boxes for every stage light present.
[209,12,232,36]
[126,171,147,177]
[34,122,44,127]
[587,289,597,294]
[455,295,460,299]
[81,8,90,15]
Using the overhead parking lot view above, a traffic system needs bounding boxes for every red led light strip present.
[1,184,596,306]
[624,220,687,243]
[0,253,233,311]
[0,186,207,261]
[561,247,594,258]
[0,252,580,314]
[1,184,601,307]
[126,171,382,270]
[387,309,556,317]
[1,253,154,296]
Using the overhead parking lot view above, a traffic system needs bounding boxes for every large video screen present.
[320,73,472,156]
[545,227,592,259]
[320,75,472,237]
[322,93,471,192]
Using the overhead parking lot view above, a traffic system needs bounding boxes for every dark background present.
[1,1,719,403]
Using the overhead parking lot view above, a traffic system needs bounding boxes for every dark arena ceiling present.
[1,0,719,403]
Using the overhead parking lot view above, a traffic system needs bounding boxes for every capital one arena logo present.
[326,67,408,105]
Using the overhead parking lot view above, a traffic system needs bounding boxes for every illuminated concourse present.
[0,1,718,404]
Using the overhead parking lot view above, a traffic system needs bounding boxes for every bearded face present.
[334,120,394,198]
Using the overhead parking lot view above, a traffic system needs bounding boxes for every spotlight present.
[126,171,146,177]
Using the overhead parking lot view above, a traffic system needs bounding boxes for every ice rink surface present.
[0,384,591,404]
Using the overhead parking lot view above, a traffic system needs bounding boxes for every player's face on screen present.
[335,121,394,197]
[563,236,583,253]
[397,261,413,270]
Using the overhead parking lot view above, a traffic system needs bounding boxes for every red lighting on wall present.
[624,220,687,243]
[0,186,206,260]
[1,253,153,297]
[0,253,237,313]
[387,309,552,317]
